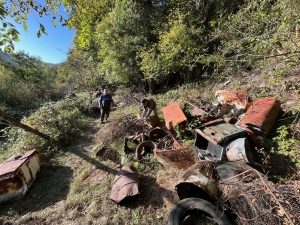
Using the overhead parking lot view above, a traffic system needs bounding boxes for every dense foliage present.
[0,97,87,162]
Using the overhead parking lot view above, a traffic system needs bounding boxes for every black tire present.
[135,140,155,160]
[168,198,232,225]
[148,128,168,141]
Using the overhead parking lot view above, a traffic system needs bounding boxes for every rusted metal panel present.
[238,98,280,146]
[110,166,140,204]
[0,150,41,203]
[162,102,187,129]
[216,162,258,184]
[194,119,246,160]
[153,135,197,169]
[154,147,198,169]
[176,161,219,202]
[196,119,246,144]
[215,90,252,109]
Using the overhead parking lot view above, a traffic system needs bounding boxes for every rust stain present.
[154,147,197,169]
[25,160,34,180]
[162,103,187,129]
[0,177,24,195]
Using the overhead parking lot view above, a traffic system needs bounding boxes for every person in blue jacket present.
[98,89,113,123]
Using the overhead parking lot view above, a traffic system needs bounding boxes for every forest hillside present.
[0,0,299,224]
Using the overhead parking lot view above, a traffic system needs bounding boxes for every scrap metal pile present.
[106,90,299,225]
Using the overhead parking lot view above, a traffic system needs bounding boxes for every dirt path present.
[0,117,184,225]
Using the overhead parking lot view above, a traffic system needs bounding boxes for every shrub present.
[0,97,87,162]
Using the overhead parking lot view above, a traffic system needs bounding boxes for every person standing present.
[141,97,158,119]
[95,88,102,98]
[98,89,113,123]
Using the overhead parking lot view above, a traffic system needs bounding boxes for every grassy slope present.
[0,71,299,224]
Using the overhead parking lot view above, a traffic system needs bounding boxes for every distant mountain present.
[0,51,58,66]
[0,52,11,61]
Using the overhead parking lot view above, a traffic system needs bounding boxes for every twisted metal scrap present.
[218,169,299,225]
[159,135,174,150]
[109,114,149,142]
[96,114,149,143]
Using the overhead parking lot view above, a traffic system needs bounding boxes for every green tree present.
[95,0,153,85]
[0,0,65,52]
[210,0,300,75]
[57,49,102,103]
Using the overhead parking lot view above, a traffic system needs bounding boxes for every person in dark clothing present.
[95,88,102,98]
[141,97,158,119]
[98,89,113,123]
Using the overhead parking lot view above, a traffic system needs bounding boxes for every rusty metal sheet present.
[0,149,41,203]
[216,161,267,184]
[162,102,187,129]
[154,147,198,169]
[192,107,218,123]
[110,165,140,204]
[195,119,246,145]
[215,90,252,109]
[238,98,280,137]
[176,161,219,201]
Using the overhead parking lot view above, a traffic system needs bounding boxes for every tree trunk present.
[0,110,52,141]
[147,78,155,94]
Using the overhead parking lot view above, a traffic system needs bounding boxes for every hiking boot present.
[100,120,104,124]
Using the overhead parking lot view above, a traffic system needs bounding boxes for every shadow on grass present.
[70,147,118,176]
[119,174,178,208]
[0,165,73,215]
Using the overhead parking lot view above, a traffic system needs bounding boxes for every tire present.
[135,140,155,160]
[168,198,232,225]
[148,128,168,141]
